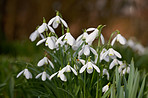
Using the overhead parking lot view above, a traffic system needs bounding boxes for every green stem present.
[96,75,99,98]
[84,71,86,98]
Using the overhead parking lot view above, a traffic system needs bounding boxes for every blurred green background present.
[0,0,148,97]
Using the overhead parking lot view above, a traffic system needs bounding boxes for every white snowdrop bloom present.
[45,36,57,49]
[16,68,32,79]
[35,71,50,81]
[123,67,130,74]
[56,32,75,46]
[37,57,54,68]
[102,84,109,93]
[111,34,126,46]
[79,59,100,74]
[48,13,68,29]
[72,32,88,50]
[36,36,57,50]
[102,48,122,60]
[49,68,67,82]
[86,28,105,45]
[37,23,48,33]
[118,64,126,73]
[103,69,109,80]
[37,22,55,34]
[29,30,39,42]
[64,32,75,46]
[63,64,77,75]
[100,48,109,62]
[78,45,98,63]
[109,59,123,69]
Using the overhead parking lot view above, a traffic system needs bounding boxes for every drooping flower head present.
[35,71,50,81]
[111,33,126,46]
[79,58,100,74]
[48,11,68,29]
[16,68,32,79]
[37,56,54,68]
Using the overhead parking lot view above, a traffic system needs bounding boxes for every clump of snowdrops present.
[16,11,147,98]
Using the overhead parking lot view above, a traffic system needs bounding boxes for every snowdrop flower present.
[103,69,109,80]
[56,29,75,46]
[102,83,110,94]
[36,36,57,50]
[29,30,39,42]
[63,64,77,75]
[122,66,130,74]
[100,48,109,62]
[109,59,123,69]
[37,22,55,34]
[78,45,98,63]
[16,68,32,79]
[101,48,122,60]
[79,58,100,74]
[37,57,54,68]
[48,11,68,29]
[35,71,50,81]
[111,34,126,46]
[49,68,67,82]
[118,63,126,73]
[72,31,88,50]
[86,27,105,45]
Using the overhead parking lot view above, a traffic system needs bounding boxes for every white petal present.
[29,30,39,42]
[59,17,68,28]
[109,59,117,69]
[79,59,85,65]
[102,85,109,93]
[111,37,117,46]
[100,34,105,44]
[42,72,46,81]
[113,50,122,58]
[48,25,55,33]
[86,29,98,44]
[127,67,130,73]
[87,63,93,74]
[117,34,126,45]
[76,34,83,42]
[38,23,47,33]
[46,37,55,49]
[65,65,71,72]
[90,47,97,55]
[24,69,30,79]
[29,71,32,79]
[53,16,60,28]
[79,65,87,73]
[16,70,24,78]
[103,69,109,80]
[84,45,90,56]
[70,66,78,75]
[35,72,43,79]
[56,34,65,45]
[86,28,95,32]
[36,38,46,46]
[64,33,75,46]
[59,74,67,82]
[49,72,58,80]
[37,57,46,67]
[48,59,54,69]
[48,17,56,25]
[53,20,59,29]
[91,63,100,73]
